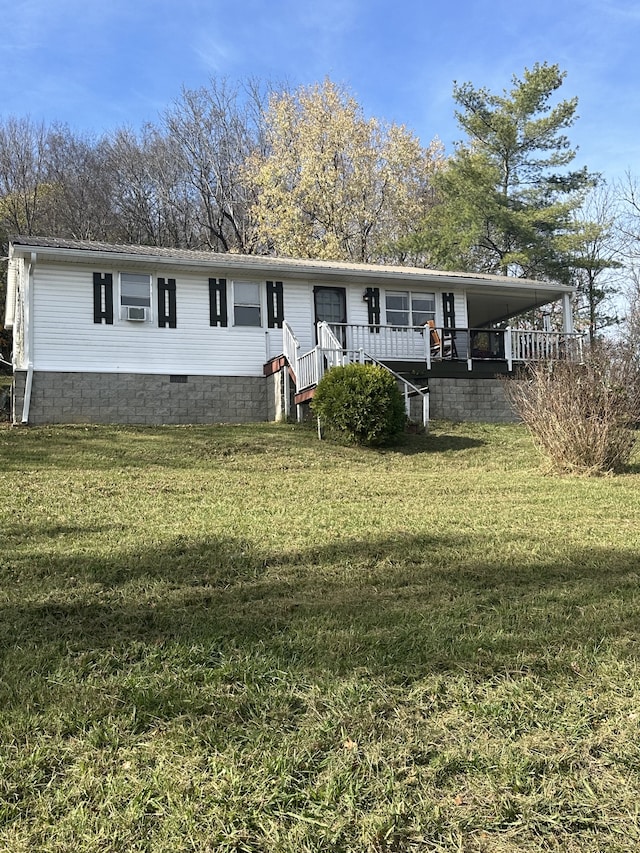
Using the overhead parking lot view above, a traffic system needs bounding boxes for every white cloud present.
[192,32,238,74]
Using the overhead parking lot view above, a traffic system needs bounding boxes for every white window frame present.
[119,272,152,322]
[385,290,436,327]
[232,280,262,327]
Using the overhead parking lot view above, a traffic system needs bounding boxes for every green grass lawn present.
[1,421,639,852]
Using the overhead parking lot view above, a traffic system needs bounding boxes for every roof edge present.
[8,236,575,293]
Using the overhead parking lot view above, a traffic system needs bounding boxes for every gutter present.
[21,365,33,424]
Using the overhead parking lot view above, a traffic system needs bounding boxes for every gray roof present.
[9,235,573,295]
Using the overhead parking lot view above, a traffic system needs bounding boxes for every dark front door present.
[314,286,347,345]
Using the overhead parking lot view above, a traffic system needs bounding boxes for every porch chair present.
[427,320,455,359]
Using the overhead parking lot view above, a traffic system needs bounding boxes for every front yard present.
[1,421,639,852]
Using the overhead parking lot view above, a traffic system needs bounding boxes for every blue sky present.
[3,0,639,182]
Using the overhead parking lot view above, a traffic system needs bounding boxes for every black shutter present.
[364,287,380,331]
[266,280,284,328]
[158,278,177,328]
[442,292,456,335]
[93,272,113,324]
[209,278,228,327]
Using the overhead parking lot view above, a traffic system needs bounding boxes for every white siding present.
[273,280,313,354]
[33,264,280,376]
[454,291,468,328]
[346,286,369,326]
[29,260,475,375]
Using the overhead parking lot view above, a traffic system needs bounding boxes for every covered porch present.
[320,321,583,373]
[285,320,583,394]
[291,279,580,383]
[266,266,582,425]
[273,318,582,428]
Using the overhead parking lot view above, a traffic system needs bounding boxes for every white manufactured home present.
[3,237,580,426]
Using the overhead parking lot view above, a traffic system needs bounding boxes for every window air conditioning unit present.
[126,306,147,321]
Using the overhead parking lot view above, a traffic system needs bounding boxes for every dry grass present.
[503,349,639,474]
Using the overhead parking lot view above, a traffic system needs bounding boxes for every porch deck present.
[284,322,583,392]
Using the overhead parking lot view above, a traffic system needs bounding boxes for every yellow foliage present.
[247,79,444,262]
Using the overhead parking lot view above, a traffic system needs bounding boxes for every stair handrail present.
[363,351,430,430]
[282,321,300,380]
[317,321,344,369]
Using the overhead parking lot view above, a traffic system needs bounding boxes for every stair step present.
[294,387,316,405]
[263,355,288,377]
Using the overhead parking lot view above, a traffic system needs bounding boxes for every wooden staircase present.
[266,321,429,428]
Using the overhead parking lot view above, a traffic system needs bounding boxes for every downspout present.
[4,257,16,329]
[21,252,36,424]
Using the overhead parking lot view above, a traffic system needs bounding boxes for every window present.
[121,272,151,321]
[386,291,410,326]
[411,293,436,326]
[386,291,435,326]
[233,281,261,326]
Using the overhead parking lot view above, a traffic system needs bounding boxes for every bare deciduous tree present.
[45,128,118,240]
[164,78,269,252]
[0,116,50,235]
[568,182,625,342]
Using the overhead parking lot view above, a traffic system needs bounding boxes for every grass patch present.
[1,421,640,851]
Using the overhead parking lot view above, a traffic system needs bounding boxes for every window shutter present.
[93,272,113,324]
[266,280,284,328]
[364,287,380,331]
[209,278,228,327]
[442,292,456,335]
[158,277,177,328]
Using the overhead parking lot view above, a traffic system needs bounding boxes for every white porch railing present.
[323,323,582,369]
[296,346,323,391]
[337,323,431,364]
[317,321,346,369]
[287,323,583,383]
[508,329,583,369]
[283,320,300,370]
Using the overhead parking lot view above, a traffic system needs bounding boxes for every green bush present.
[311,362,406,446]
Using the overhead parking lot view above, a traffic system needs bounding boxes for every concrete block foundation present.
[428,376,519,423]
[11,370,521,426]
[12,371,268,425]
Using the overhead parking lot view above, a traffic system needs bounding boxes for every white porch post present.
[505,326,513,371]
[315,345,323,386]
[283,367,290,420]
[562,293,574,334]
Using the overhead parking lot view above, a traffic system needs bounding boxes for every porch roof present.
[10,237,573,324]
